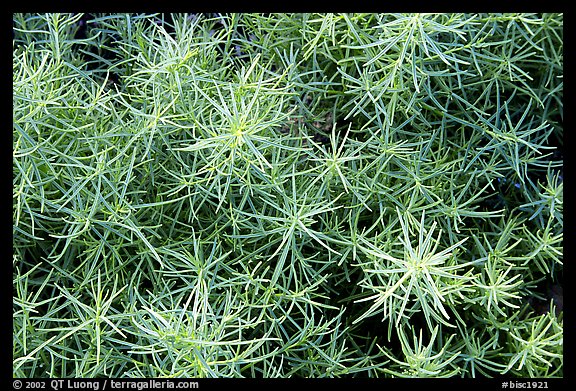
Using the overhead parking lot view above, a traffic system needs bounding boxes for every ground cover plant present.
[13,13,563,378]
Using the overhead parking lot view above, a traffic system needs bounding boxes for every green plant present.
[13,12,562,378]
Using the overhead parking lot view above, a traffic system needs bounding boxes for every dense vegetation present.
[13,13,563,378]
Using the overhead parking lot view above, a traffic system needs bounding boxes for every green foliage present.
[13,13,562,378]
